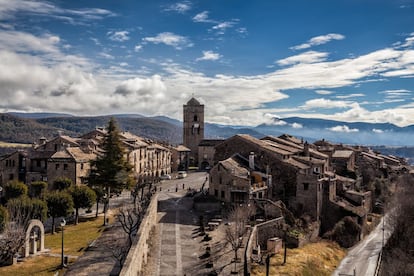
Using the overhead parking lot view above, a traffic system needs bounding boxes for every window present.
[55,164,60,170]
[9,174,14,180]
[221,190,225,198]
[63,164,68,170]
[81,163,84,170]
[36,160,41,167]
[54,144,58,151]
[219,177,222,184]
[303,183,309,191]
[194,115,198,122]
[214,189,218,197]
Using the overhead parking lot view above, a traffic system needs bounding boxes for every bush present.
[4,180,28,201]
[0,205,8,233]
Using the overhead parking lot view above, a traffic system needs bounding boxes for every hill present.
[0,113,77,143]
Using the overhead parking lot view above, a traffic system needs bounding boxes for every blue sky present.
[1,0,414,129]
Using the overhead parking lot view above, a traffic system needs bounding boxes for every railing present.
[374,249,383,276]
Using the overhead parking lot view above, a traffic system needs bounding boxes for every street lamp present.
[103,193,108,226]
[60,218,66,268]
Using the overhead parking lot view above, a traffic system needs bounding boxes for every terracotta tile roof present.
[332,150,354,159]
[67,147,96,162]
[283,157,309,169]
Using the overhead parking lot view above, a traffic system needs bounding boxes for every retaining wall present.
[119,193,158,276]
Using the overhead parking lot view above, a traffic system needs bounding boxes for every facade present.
[0,128,172,189]
[183,97,204,167]
[209,153,268,204]
[198,139,224,170]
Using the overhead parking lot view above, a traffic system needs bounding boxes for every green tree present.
[29,181,48,198]
[46,191,74,234]
[4,180,28,201]
[88,118,134,222]
[70,186,96,224]
[53,177,73,191]
[7,197,48,222]
[0,205,8,233]
[90,185,105,218]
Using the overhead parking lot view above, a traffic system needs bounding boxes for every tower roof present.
[186,97,201,106]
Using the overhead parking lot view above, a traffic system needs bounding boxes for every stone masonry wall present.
[119,193,158,276]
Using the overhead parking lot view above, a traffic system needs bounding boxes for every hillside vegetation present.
[251,241,346,276]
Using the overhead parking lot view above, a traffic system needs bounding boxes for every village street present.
[152,171,209,276]
[333,214,393,276]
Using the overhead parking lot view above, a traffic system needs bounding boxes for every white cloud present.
[196,50,222,61]
[134,45,143,52]
[328,125,359,133]
[277,51,329,66]
[192,11,211,23]
[291,33,345,50]
[98,52,114,59]
[301,98,351,110]
[336,93,365,99]
[163,1,191,13]
[212,21,235,32]
[291,122,303,129]
[107,31,130,42]
[0,31,60,53]
[0,0,115,23]
[315,90,333,95]
[143,32,193,50]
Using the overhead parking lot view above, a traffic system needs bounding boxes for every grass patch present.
[251,241,346,276]
[46,217,105,256]
[0,256,68,276]
[0,141,32,148]
[0,216,111,275]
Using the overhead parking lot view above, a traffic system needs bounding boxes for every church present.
[182,97,223,169]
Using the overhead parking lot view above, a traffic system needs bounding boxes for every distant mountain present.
[0,113,77,143]
[3,112,414,147]
[8,112,74,119]
[255,117,414,146]
[36,116,182,144]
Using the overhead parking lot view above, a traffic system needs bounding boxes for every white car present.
[177,171,187,178]
[160,174,172,180]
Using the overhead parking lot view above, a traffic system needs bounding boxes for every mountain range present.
[2,112,414,148]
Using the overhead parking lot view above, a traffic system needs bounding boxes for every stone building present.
[209,153,268,204]
[0,127,172,190]
[0,150,27,186]
[198,139,224,170]
[183,97,204,167]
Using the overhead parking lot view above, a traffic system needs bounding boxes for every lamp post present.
[60,218,66,268]
[103,193,108,226]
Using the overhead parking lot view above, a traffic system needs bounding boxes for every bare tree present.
[381,174,414,275]
[0,204,32,266]
[117,203,146,248]
[225,206,249,274]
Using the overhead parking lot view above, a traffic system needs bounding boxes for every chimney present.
[249,152,255,170]
[304,141,310,157]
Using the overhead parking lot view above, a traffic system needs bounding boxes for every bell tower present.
[183,97,204,167]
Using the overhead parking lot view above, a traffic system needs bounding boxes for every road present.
[333,214,393,276]
[154,171,209,276]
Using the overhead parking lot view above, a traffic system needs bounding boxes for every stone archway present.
[24,219,45,257]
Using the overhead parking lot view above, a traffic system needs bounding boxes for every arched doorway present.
[23,219,45,257]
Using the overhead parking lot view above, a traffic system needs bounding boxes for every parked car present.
[160,174,172,180]
[177,171,187,178]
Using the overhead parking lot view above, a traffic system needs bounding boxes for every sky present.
[1,0,414,127]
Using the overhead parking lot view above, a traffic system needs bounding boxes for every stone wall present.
[119,193,158,276]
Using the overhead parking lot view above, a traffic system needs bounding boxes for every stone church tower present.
[183,97,204,167]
